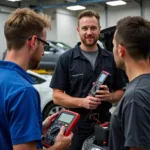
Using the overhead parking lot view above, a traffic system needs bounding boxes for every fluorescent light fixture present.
[7,0,21,1]
[66,5,86,11]
[106,0,126,6]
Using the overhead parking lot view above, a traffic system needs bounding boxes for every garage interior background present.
[0,0,150,59]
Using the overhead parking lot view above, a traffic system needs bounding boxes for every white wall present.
[0,6,15,59]
[47,18,57,41]
[107,1,146,27]
[44,8,78,47]
[45,0,150,48]
[56,9,79,47]
[143,0,150,20]
[44,9,57,41]
[87,5,106,29]
[0,12,9,59]
[0,0,150,56]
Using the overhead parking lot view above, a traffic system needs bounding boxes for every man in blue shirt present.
[0,8,73,150]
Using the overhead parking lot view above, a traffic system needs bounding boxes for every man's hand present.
[54,126,74,150]
[81,96,101,109]
[95,85,112,102]
[42,112,59,135]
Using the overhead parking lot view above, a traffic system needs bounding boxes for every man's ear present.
[28,35,37,48]
[77,27,79,32]
[118,44,126,57]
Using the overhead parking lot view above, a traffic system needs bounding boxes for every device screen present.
[58,113,74,123]
[98,73,107,82]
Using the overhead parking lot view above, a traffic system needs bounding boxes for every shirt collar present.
[0,60,34,84]
[73,42,109,59]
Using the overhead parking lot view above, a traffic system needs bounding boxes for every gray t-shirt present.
[109,74,150,150]
[81,49,98,69]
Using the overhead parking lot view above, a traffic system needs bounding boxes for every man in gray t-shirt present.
[109,74,150,150]
[109,16,150,150]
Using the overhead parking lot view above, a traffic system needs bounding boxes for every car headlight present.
[82,142,102,150]
[82,135,106,150]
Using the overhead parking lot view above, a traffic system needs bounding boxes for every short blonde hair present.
[4,8,51,50]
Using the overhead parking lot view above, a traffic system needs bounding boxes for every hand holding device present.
[42,109,80,148]
[89,71,110,97]
[42,112,59,135]
[82,96,101,110]
[54,126,74,149]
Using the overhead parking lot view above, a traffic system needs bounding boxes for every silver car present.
[39,40,71,70]
[2,41,71,70]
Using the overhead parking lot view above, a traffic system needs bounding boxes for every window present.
[28,74,46,84]
[51,42,71,51]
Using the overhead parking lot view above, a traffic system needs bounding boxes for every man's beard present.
[28,58,40,70]
[81,36,98,47]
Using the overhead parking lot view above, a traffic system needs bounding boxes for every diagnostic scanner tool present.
[89,71,110,97]
[42,110,80,148]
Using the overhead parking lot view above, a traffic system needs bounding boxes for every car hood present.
[99,26,116,52]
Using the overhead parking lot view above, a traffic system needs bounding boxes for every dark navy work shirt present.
[50,43,126,122]
[0,61,43,150]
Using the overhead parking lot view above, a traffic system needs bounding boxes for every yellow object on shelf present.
[30,69,54,75]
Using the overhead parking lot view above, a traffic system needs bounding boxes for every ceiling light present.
[106,0,127,6]
[66,5,86,11]
[7,0,21,1]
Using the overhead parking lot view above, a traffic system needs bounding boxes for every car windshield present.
[51,41,71,51]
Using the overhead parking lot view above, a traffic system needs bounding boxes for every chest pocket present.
[69,60,86,86]
[69,73,85,97]
[70,74,84,85]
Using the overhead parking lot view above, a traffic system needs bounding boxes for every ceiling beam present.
[134,0,140,3]
[134,0,143,16]
[34,0,106,10]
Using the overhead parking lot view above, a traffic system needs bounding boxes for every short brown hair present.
[77,10,100,26]
[4,8,51,50]
[116,16,150,60]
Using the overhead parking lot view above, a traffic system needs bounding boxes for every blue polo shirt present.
[0,61,43,150]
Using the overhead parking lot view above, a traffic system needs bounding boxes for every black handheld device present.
[89,71,110,97]
[42,110,80,148]
[95,122,110,146]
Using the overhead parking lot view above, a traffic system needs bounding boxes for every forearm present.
[111,89,124,103]
[53,89,83,108]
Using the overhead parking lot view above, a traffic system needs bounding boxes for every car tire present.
[42,102,63,120]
